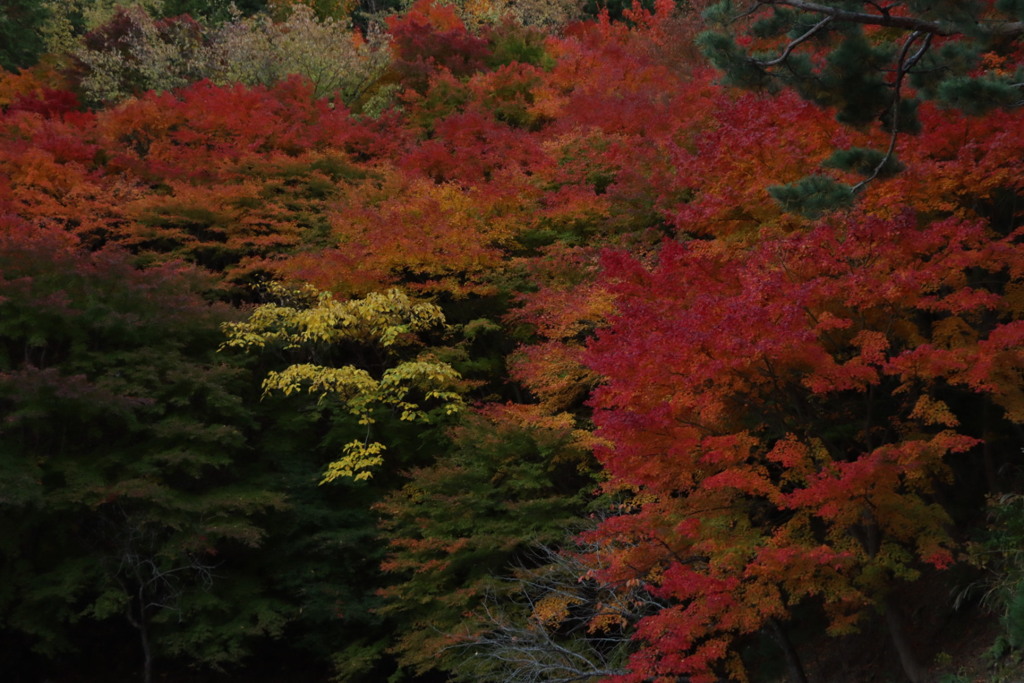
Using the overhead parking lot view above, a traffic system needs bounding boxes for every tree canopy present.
[1,1,1023,681]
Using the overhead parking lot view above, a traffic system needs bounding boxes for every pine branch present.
[757,0,1024,38]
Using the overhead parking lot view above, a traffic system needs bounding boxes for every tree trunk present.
[768,618,810,683]
[127,595,152,683]
[882,599,929,683]
[140,616,152,683]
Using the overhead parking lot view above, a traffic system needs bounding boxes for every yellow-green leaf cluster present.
[221,285,448,352]
[222,285,464,480]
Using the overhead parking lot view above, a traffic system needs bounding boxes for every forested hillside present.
[1,1,1023,681]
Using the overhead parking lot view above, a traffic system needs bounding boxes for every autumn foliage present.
[2,0,1024,681]
[585,208,1024,680]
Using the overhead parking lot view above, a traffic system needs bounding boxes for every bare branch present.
[451,540,666,682]
[755,16,833,67]
[852,31,931,193]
